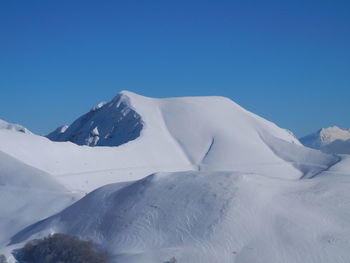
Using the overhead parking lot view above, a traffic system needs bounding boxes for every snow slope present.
[300,126,350,154]
[0,151,77,249]
[11,167,350,263]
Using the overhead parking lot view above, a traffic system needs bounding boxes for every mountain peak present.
[319,125,343,133]
[118,90,140,97]
[318,126,350,141]
[47,91,143,147]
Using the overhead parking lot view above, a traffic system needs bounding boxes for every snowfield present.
[1,91,349,263]
[10,169,350,263]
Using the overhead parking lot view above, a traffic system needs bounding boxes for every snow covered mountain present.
[47,90,299,148]
[0,91,338,192]
[300,126,350,154]
[1,91,349,263]
[0,119,32,134]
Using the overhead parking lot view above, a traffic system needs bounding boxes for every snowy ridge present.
[0,119,32,134]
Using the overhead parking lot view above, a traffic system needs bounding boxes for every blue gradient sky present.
[1,0,349,137]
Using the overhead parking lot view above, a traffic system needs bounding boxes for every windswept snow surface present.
[300,126,350,154]
[1,91,349,263]
[11,169,350,263]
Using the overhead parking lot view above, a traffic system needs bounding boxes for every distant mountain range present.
[300,126,350,154]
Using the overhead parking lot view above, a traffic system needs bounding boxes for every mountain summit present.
[47,91,143,146]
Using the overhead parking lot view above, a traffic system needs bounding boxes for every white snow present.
[0,91,349,263]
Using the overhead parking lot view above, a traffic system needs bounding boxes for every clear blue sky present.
[1,0,349,137]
